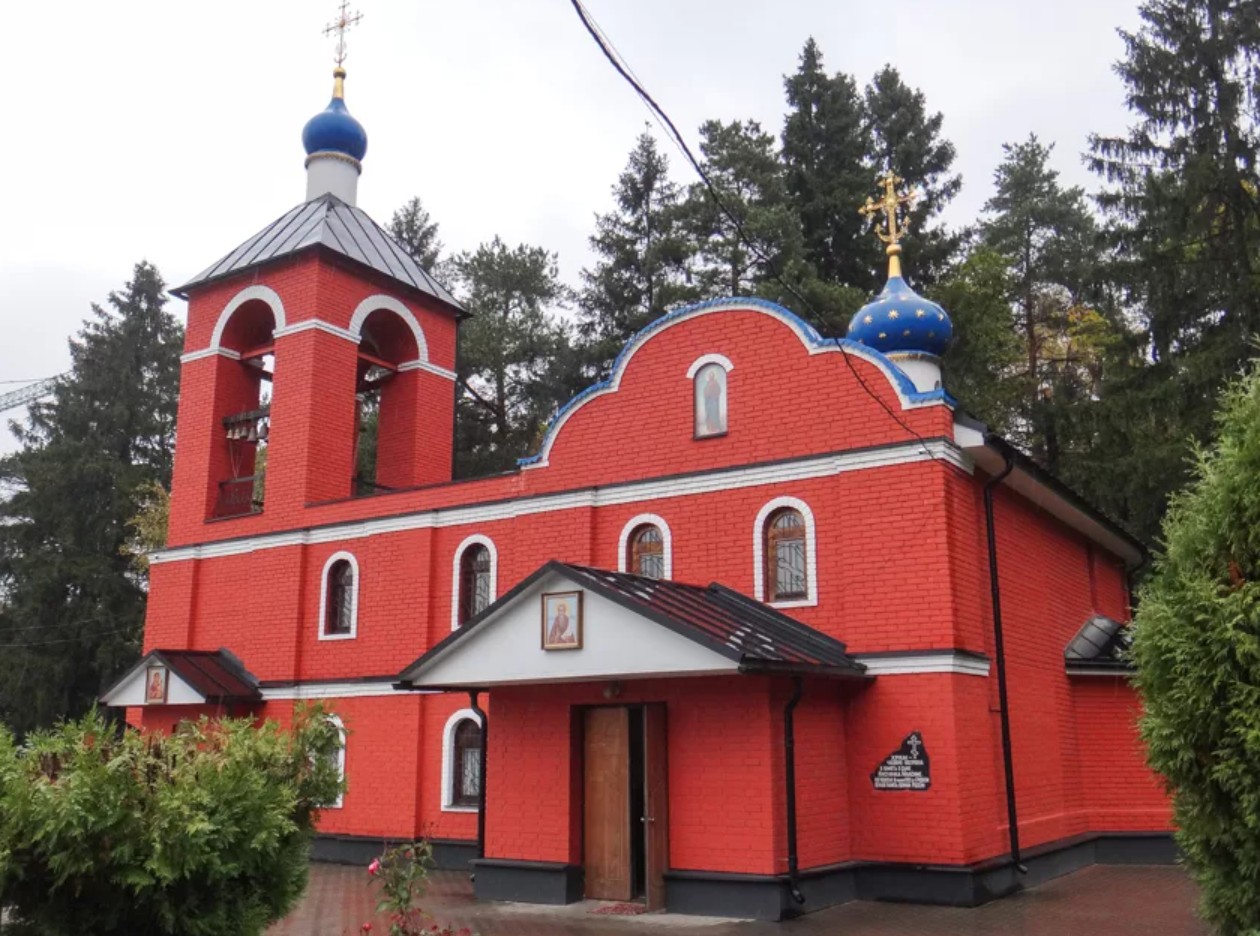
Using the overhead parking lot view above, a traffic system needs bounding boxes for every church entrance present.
[582,704,669,908]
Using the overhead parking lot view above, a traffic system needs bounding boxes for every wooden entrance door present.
[583,707,631,900]
[643,703,670,911]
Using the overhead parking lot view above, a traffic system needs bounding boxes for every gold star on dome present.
[878,332,887,340]
[928,331,936,339]
[888,309,900,320]
[937,311,945,321]
[864,314,873,325]
[916,309,926,318]
[902,329,911,337]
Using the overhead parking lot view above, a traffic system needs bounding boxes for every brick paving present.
[271,864,1207,936]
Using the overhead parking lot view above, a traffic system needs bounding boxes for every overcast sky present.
[0,0,1144,452]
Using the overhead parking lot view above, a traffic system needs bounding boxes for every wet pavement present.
[271,864,1207,936]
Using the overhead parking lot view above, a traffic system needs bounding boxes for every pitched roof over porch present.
[101,648,261,706]
[397,562,867,690]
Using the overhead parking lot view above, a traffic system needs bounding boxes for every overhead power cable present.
[567,0,943,461]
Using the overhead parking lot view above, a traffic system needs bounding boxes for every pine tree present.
[578,131,696,376]
[681,119,802,300]
[864,65,963,285]
[0,262,183,733]
[781,39,871,293]
[980,136,1105,471]
[450,237,573,477]
[387,196,444,271]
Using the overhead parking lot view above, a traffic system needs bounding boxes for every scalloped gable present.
[519,297,954,470]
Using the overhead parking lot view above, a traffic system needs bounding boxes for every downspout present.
[468,690,488,863]
[783,676,806,905]
[983,451,1027,873]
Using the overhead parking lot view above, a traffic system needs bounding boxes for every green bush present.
[0,705,343,936]
[1134,363,1260,935]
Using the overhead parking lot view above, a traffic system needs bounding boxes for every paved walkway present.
[271,864,1207,936]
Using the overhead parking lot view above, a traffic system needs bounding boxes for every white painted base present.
[306,155,360,205]
[886,354,943,393]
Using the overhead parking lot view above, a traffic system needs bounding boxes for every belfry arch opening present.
[213,299,276,517]
[354,307,419,495]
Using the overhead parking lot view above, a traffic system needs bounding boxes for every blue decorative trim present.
[517,297,953,467]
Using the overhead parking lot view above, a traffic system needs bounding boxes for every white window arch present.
[325,714,347,809]
[441,708,484,812]
[451,534,498,631]
[753,496,818,608]
[318,551,360,641]
[685,353,734,379]
[617,513,673,579]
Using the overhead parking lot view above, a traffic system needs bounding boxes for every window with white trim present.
[753,497,818,607]
[319,552,359,640]
[452,536,498,631]
[764,508,807,601]
[325,714,347,808]
[442,709,484,811]
[627,524,665,579]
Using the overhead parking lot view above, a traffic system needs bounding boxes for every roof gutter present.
[983,450,1027,876]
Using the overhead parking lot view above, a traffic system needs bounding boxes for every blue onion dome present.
[847,247,952,357]
[302,68,368,163]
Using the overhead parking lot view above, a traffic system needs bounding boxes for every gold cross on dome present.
[859,171,918,250]
[324,1,364,68]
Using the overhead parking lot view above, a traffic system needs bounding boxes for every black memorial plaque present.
[870,731,930,791]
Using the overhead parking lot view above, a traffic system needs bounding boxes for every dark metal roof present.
[171,194,462,313]
[101,648,261,704]
[1065,615,1133,672]
[399,561,867,685]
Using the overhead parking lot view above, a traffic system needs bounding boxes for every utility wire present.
[568,0,944,462]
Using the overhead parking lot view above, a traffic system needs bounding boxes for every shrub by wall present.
[0,705,342,936]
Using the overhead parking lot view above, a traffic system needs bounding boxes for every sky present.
[0,0,1145,452]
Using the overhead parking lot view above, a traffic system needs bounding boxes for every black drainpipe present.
[983,452,1027,874]
[783,676,806,905]
[468,689,488,863]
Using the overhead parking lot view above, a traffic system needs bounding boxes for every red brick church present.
[103,50,1173,919]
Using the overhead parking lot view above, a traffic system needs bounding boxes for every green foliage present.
[1133,362,1260,935]
[0,705,343,936]
[450,237,573,477]
[387,196,444,272]
[0,262,183,735]
[121,481,171,574]
[579,130,698,376]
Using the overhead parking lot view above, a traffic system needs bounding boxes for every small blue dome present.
[302,95,368,162]
[847,274,952,357]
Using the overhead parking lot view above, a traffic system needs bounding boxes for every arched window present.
[628,525,665,579]
[451,535,497,631]
[764,508,808,602]
[319,552,359,640]
[442,709,484,811]
[324,714,347,809]
[459,544,492,624]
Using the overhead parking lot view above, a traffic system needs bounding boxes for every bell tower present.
[164,6,463,548]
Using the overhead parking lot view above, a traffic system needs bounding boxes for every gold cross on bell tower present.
[859,172,918,278]
[324,1,364,70]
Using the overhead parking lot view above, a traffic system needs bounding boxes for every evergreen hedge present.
[1134,362,1260,935]
[0,705,342,936]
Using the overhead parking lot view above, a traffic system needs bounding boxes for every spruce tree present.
[1086,0,1260,542]
[449,237,573,477]
[0,262,183,733]
[387,195,444,271]
[578,131,696,376]
[864,65,963,285]
[681,119,802,301]
[781,39,871,292]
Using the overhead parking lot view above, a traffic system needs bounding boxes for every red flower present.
[368,858,381,876]
[360,924,372,933]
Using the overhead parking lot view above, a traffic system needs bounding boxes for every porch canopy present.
[397,561,866,690]
[101,648,261,707]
